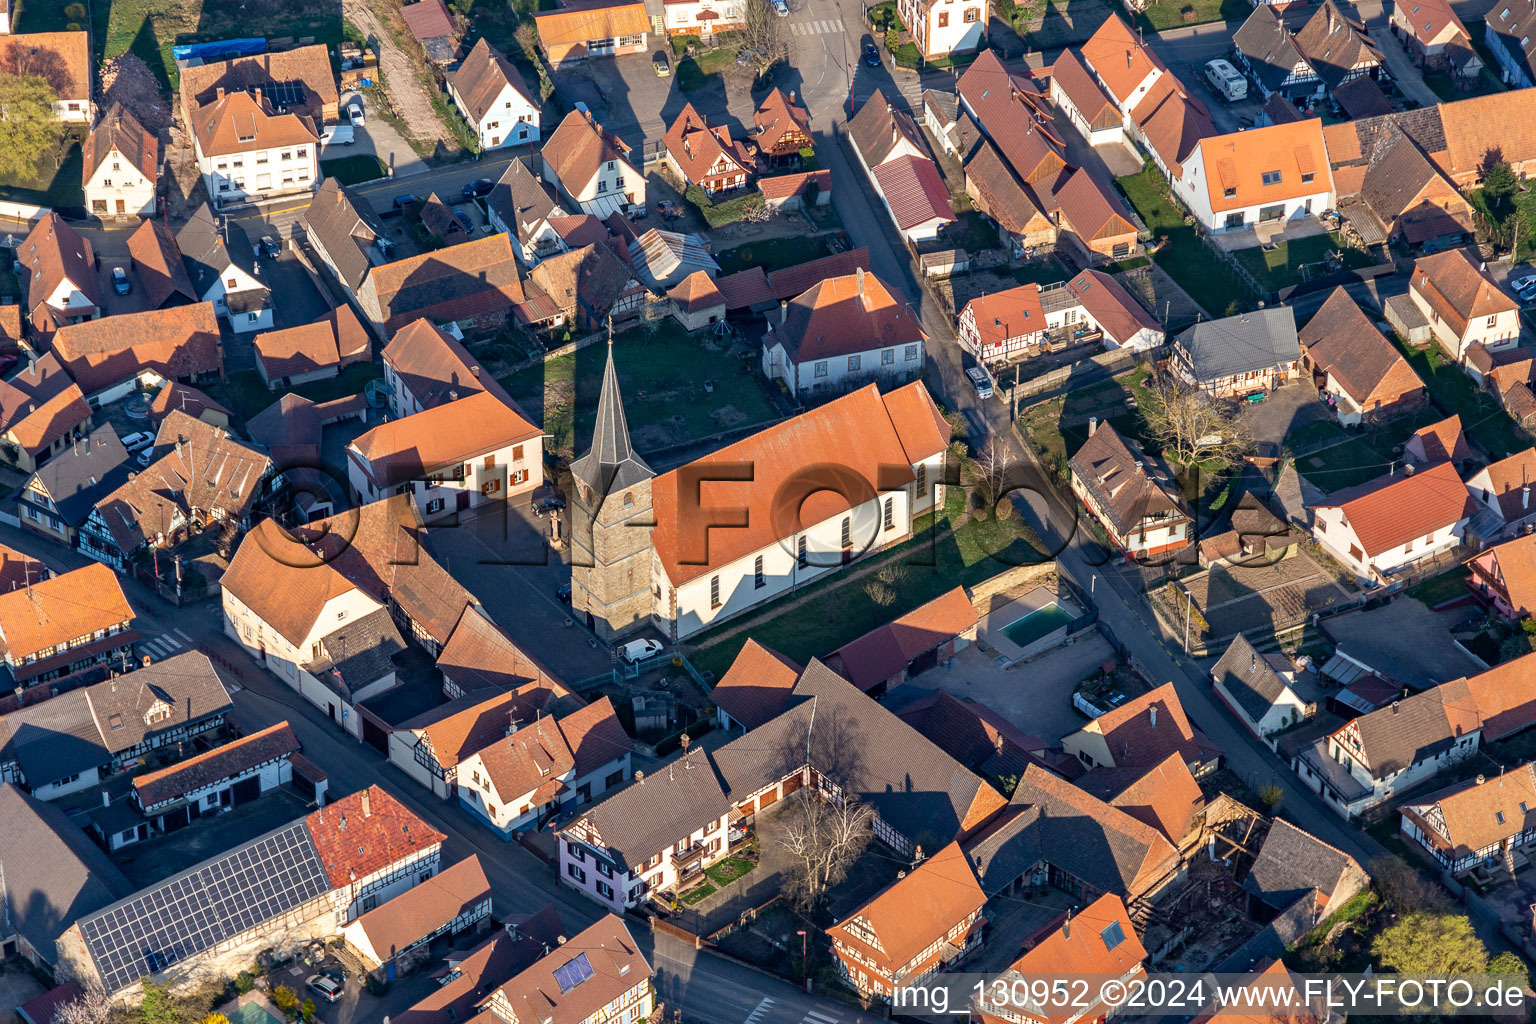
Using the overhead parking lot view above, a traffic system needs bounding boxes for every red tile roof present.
[1053,166,1136,241]
[713,266,775,311]
[1311,460,1475,557]
[667,270,724,314]
[767,248,872,301]
[662,103,753,187]
[51,303,222,396]
[349,855,491,963]
[1464,650,1536,741]
[1071,681,1219,770]
[829,586,976,691]
[402,0,456,40]
[758,168,831,202]
[1412,249,1518,337]
[306,786,447,888]
[1408,414,1474,464]
[489,915,650,1024]
[1096,752,1204,846]
[982,894,1146,1024]
[350,390,540,488]
[651,382,947,586]
[1081,15,1158,104]
[1068,269,1159,346]
[826,841,984,974]
[556,697,631,775]
[774,268,927,362]
[710,639,803,729]
[962,283,1046,348]
[870,155,956,232]
[367,234,525,333]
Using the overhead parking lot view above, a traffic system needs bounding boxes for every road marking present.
[140,634,184,659]
[174,628,194,643]
[744,997,774,1024]
[802,1011,839,1024]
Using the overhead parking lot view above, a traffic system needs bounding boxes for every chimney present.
[471,365,481,379]
[1126,49,1132,69]
[1150,705,1157,728]
[1062,908,1072,940]
[216,86,225,101]
[635,769,645,784]
[857,266,866,301]
[361,789,372,817]
[142,654,151,667]
[1405,463,1415,476]
[1524,483,1529,510]
[449,389,459,401]
[789,89,796,103]
[102,789,111,807]
[1477,774,1487,785]
[254,87,263,107]
[1088,416,1098,436]
[1392,700,1400,715]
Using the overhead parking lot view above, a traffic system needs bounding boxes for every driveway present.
[906,633,1115,744]
[341,0,454,153]
[264,249,332,328]
[422,500,616,683]
[345,89,428,179]
[1237,381,1332,441]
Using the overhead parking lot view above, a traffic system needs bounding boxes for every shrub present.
[865,580,896,606]
[235,971,256,994]
[884,28,898,50]
[301,998,318,1023]
[272,983,300,1016]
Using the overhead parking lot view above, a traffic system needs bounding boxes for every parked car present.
[653,50,671,76]
[319,123,355,146]
[306,975,343,1004]
[863,41,881,67]
[773,0,789,15]
[136,448,155,467]
[1511,274,1536,292]
[619,638,663,664]
[966,365,993,399]
[1204,58,1247,102]
[533,495,566,517]
[347,98,365,125]
[110,266,131,295]
[556,581,573,604]
[120,431,153,453]
[258,236,282,259]
[461,178,495,200]
[393,194,421,209]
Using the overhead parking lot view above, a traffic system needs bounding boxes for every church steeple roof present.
[570,339,653,496]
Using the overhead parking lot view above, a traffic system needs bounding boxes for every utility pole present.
[1183,587,1192,655]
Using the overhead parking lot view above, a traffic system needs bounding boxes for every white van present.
[966,366,994,399]
[320,123,355,146]
[1204,59,1247,102]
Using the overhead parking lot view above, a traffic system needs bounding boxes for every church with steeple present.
[569,342,655,639]
[569,341,952,644]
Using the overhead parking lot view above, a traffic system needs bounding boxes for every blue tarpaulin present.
[171,37,267,62]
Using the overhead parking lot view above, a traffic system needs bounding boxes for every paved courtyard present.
[907,630,1116,744]
[1237,382,1333,443]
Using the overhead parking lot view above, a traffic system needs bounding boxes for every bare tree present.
[741,0,789,80]
[1141,372,1254,470]
[51,987,113,1024]
[964,436,1010,518]
[775,789,874,912]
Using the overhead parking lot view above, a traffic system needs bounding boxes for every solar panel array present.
[79,822,331,992]
[242,80,308,111]
[553,952,595,994]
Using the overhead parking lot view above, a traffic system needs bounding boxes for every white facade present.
[1214,676,1309,739]
[560,813,732,911]
[898,0,988,58]
[194,261,273,333]
[340,886,492,969]
[198,138,319,209]
[486,200,568,265]
[1311,504,1469,581]
[1048,77,1126,146]
[1173,146,1335,233]
[655,451,942,640]
[543,153,647,217]
[222,585,396,737]
[449,81,540,151]
[137,758,293,817]
[40,274,100,325]
[1297,723,1480,818]
[1410,289,1522,363]
[761,337,926,396]
[85,146,157,218]
[663,0,746,37]
[347,434,544,523]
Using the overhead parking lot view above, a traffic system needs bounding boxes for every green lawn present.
[677,45,741,92]
[689,489,1046,679]
[1012,258,1068,286]
[1391,340,1532,459]
[499,322,778,460]
[680,882,717,904]
[867,1,901,30]
[13,0,90,30]
[1132,0,1250,32]
[704,856,758,886]
[1232,234,1375,294]
[0,129,84,209]
[1292,410,1439,491]
[1406,565,1472,608]
[715,236,834,275]
[320,155,389,186]
[1020,368,1154,482]
[100,0,342,94]
[1116,164,1260,317]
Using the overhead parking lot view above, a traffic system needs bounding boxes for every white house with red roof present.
[762,268,927,397]
[1308,460,1476,582]
[1061,682,1222,776]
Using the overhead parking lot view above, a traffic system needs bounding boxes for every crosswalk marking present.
[139,633,184,660]
[802,1011,839,1024]
[743,997,774,1024]
[791,19,840,34]
[173,628,193,643]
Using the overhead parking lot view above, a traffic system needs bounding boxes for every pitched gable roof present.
[0,562,132,660]
[650,382,945,586]
[1080,14,1158,104]
[1334,678,1482,778]
[1407,414,1473,464]
[754,87,812,155]
[1079,752,1204,846]
[85,104,158,183]
[849,89,928,167]
[1310,460,1474,557]
[1211,633,1301,724]
[1401,763,1536,863]
[21,212,98,323]
[488,915,649,1024]
[1300,287,1425,408]
[306,786,446,888]
[827,586,976,692]
[0,352,89,457]
[994,893,1146,1022]
[1069,423,1188,536]
[1412,248,1518,337]
[1463,650,1536,741]
[542,109,637,193]
[1194,120,1333,214]
[1243,818,1365,909]
[1069,681,1217,769]
[449,38,535,120]
[350,855,491,963]
[662,102,752,185]
[366,234,525,333]
[826,842,984,972]
[710,640,803,730]
[776,268,927,361]
[132,722,299,809]
[126,218,197,310]
[0,31,90,102]
[303,177,388,291]
[25,422,129,527]
[51,303,223,396]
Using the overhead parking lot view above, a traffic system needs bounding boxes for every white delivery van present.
[320,123,355,146]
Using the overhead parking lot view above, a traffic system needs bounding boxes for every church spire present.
[570,330,652,497]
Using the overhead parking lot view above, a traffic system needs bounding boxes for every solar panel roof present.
[77,821,330,992]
